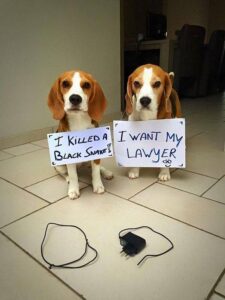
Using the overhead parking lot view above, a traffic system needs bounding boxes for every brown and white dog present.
[48,70,113,199]
[125,64,182,181]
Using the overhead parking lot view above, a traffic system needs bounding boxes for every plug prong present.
[120,249,126,256]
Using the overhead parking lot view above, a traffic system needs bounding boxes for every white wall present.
[0,0,120,145]
[164,0,210,40]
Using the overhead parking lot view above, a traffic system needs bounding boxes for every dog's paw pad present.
[68,190,80,200]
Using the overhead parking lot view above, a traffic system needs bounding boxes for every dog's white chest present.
[68,112,94,131]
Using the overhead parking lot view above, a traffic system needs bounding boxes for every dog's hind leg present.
[100,166,113,180]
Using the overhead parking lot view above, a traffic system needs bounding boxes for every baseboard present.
[0,111,122,150]
[0,127,55,150]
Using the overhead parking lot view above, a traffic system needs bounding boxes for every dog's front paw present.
[128,168,139,179]
[68,187,80,200]
[158,169,171,181]
[93,182,105,194]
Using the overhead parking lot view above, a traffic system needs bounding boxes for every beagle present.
[125,64,182,181]
[48,70,113,199]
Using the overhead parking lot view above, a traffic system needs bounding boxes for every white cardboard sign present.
[47,126,113,166]
[113,119,185,168]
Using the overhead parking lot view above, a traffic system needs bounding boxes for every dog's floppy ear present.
[48,78,65,120]
[125,74,133,115]
[164,72,173,100]
[88,79,107,122]
[158,72,173,118]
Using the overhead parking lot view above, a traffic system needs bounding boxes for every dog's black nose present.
[69,94,82,105]
[140,97,151,107]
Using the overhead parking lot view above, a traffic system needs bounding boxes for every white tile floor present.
[0,94,225,300]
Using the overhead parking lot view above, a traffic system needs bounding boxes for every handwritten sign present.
[47,126,113,166]
[113,119,185,168]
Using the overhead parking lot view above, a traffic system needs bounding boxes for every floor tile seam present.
[78,179,91,185]
[2,140,44,152]
[201,175,225,197]
[47,184,91,204]
[0,154,17,162]
[104,189,225,240]
[0,177,51,205]
[157,181,204,197]
[22,188,52,204]
[2,147,44,157]
[23,174,59,189]
[157,182,225,206]
[1,149,16,157]
[1,147,48,159]
[0,185,91,230]
[24,175,91,190]
[206,268,225,300]
[214,291,225,299]
[124,198,225,241]
[126,180,158,200]
[200,195,225,206]
[0,231,85,300]
[181,168,219,180]
[30,141,48,148]
[0,204,52,230]
[177,167,220,180]
[186,131,205,140]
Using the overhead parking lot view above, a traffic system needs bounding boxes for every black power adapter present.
[118,226,174,266]
[120,232,146,256]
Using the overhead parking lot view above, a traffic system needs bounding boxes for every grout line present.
[3,147,48,159]
[153,181,225,206]
[0,205,50,230]
[104,187,225,241]
[201,174,225,197]
[180,168,219,180]
[0,185,90,231]
[127,181,158,200]
[2,140,46,151]
[0,231,85,300]
[0,146,45,158]
[0,177,51,204]
[200,195,225,206]
[157,181,202,197]
[23,174,59,189]
[112,194,225,241]
[214,291,225,299]
[206,267,225,300]
[30,141,48,148]
[186,131,204,140]
[1,149,16,157]
[201,178,221,197]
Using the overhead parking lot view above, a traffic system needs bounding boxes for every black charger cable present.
[119,226,174,266]
[41,223,98,269]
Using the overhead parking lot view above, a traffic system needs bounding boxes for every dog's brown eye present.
[152,81,161,88]
[133,81,141,88]
[82,82,91,89]
[62,80,70,88]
